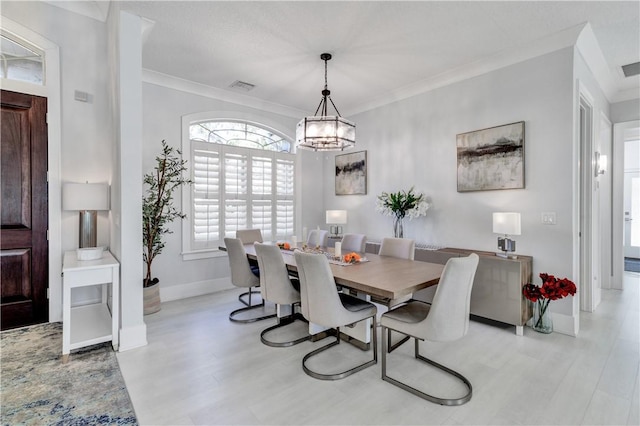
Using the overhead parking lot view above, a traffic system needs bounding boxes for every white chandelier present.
[296,53,355,151]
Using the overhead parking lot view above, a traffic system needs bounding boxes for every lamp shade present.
[326,210,348,224]
[63,183,110,211]
[493,212,521,235]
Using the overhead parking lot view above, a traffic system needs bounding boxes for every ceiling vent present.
[622,62,640,78]
[229,80,255,91]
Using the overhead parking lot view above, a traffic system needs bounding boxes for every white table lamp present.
[63,183,110,248]
[493,212,521,258]
[326,210,347,237]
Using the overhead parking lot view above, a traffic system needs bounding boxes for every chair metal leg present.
[229,299,276,323]
[238,288,261,307]
[381,326,472,406]
[302,315,377,381]
[260,308,310,347]
[387,328,410,353]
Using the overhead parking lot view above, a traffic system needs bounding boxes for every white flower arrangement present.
[375,187,431,220]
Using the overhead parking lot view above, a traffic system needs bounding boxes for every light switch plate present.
[541,212,557,225]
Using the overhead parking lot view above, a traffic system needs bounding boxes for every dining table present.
[238,242,445,347]
[241,243,444,304]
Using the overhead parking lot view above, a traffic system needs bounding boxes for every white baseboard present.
[160,277,233,302]
[118,323,148,351]
[551,312,578,337]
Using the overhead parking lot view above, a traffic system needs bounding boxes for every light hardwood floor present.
[117,272,639,425]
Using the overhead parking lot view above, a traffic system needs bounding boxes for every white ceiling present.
[53,1,640,115]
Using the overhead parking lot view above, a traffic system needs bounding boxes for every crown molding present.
[43,1,110,22]
[575,22,618,104]
[142,69,306,119]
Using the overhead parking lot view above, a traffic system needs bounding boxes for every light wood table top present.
[243,244,444,301]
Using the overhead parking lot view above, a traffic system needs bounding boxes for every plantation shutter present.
[224,150,248,238]
[275,155,294,238]
[192,145,220,249]
[251,156,273,240]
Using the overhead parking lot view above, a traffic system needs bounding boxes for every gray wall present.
[611,99,640,123]
[324,48,575,301]
[6,2,632,336]
[141,82,323,299]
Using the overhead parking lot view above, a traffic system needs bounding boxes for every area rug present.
[625,257,640,273]
[0,322,137,425]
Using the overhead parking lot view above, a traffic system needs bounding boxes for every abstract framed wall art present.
[456,121,525,192]
[335,150,367,195]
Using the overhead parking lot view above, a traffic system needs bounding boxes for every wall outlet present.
[542,212,557,225]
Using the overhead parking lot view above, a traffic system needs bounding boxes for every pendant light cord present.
[313,53,343,118]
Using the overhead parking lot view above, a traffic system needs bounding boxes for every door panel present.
[0,249,33,323]
[1,106,31,229]
[1,90,48,330]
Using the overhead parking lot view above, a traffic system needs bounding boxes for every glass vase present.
[393,217,404,238]
[531,300,553,334]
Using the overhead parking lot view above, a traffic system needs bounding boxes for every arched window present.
[190,120,292,153]
[185,119,295,253]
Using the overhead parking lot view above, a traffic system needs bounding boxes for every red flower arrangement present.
[523,273,577,331]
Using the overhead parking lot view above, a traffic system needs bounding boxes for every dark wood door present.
[1,90,49,330]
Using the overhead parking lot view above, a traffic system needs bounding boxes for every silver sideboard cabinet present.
[365,243,533,336]
[414,248,532,336]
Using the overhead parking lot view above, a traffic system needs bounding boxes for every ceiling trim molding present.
[575,23,623,104]
[43,1,110,22]
[347,23,586,116]
[141,17,155,45]
[142,69,306,118]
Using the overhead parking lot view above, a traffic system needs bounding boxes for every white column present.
[110,9,147,350]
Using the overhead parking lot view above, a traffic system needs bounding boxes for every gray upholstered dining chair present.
[236,229,263,244]
[306,229,329,247]
[224,237,276,323]
[340,233,367,253]
[378,237,416,351]
[378,237,415,260]
[236,228,263,280]
[254,243,310,347]
[380,253,479,406]
[294,251,378,380]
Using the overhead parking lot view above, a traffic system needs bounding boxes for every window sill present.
[181,249,227,261]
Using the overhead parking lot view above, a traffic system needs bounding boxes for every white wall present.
[2,2,113,311]
[2,2,113,250]
[327,48,574,255]
[5,2,621,336]
[323,48,578,324]
[573,48,613,317]
[144,48,586,334]
[141,81,323,300]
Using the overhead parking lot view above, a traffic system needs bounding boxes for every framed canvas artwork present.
[335,150,367,195]
[456,121,525,192]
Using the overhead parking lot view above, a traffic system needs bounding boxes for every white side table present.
[62,250,119,362]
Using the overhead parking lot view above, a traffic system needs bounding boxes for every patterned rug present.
[0,322,137,425]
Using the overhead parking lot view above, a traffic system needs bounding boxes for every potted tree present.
[142,140,191,314]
